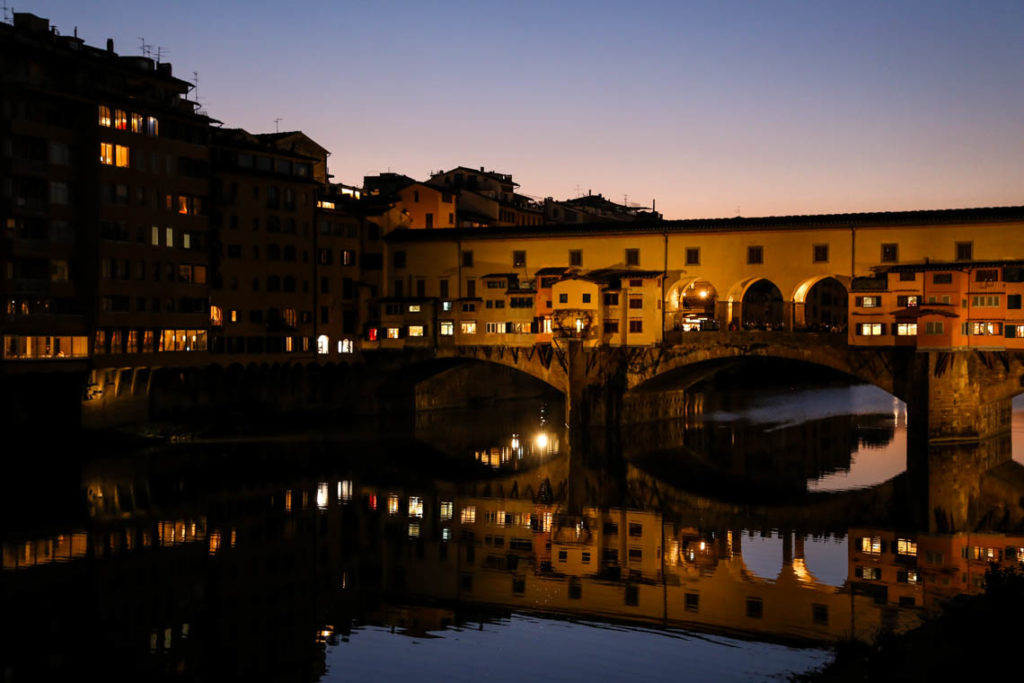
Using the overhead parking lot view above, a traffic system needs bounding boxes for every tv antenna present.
[155,46,167,63]
[274,118,283,133]
[1,1,12,24]
[138,37,152,58]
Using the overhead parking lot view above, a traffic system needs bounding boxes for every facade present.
[849,261,1024,350]
[1,13,215,413]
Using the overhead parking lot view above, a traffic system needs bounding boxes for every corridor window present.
[881,243,898,263]
[813,244,829,263]
[955,241,973,261]
[747,246,763,265]
[685,247,700,266]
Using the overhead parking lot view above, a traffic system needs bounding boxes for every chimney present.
[106,38,114,53]
[480,166,484,172]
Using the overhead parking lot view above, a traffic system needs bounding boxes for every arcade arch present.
[792,276,849,330]
[665,277,720,330]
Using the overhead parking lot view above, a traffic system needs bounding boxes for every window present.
[628,523,642,537]
[881,243,898,263]
[485,322,504,334]
[513,250,526,268]
[100,142,114,165]
[558,293,568,304]
[460,321,477,334]
[145,116,159,136]
[625,248,639,266]
[857,296,882,308]
[408,325,424,337]
[1008,294,1021,309]
[114,109,127,130]
[975,269,998,282]
[859,536,882,554]
[393,250,406,268]
[462,250,474,267]
[746,598,763,619]
[955,241,973,261]
[857,323,884,336]
[629,319,643,333]
[858,566,881,580]
[569,249,582,267]
[558,550,568,563]
[98,105,113,127]
[115,145,129,168]
[582,293,591,304]
[604,292,619,306]
[386,327,400,339]
[925,321,944,335]
[933,273,953,284]
[629,296,643,309]
[747,246,763,265]
[603,321,619,333]
[972,321,1002,336]
[813,244,829,263]
[900,271,916,281]
[462,302,475,312]
[896,295,919,307]
[440,321,454,336]
[685,593,699,612]
[971,295,1000,307]
[685,247,700,266]
[895,323,917,336]
[813,604,829,625]
[896,538,917,556]
[460,506,476,524]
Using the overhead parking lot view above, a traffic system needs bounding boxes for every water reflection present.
[3,387,1024,682]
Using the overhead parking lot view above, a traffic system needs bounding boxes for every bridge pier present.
[903,351,1015,444]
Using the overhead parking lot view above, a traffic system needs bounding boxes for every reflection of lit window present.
[387,494,399,515]
[496,510,506,527]
[460,506,476,524]
[409,497,423,518]
[896,538,917,556]
[408,523,420,538]
[338,480,352,502]
[316,483,329,510]
[368,494,377,510]
[859,536,882,554]
[542,512,553,532]
[440,501,453,521]
[440,321,454,336]
[442,528,451,541]
[285,490,292,512]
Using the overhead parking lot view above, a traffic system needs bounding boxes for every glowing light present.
[317,483,329,510]
[698,290,708,299]
[511,434,520,450]
[535,432,549,451]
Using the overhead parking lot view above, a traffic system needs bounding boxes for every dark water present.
[3,388,1023,682]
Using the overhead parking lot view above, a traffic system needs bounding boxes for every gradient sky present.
[16,0,1024,219]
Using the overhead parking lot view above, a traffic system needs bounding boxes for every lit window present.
[896,538,917,556]
[857,323,884,336]
[131,113,144,133]
[230,309,238,323]
[859,536,882,554]
[408,325,424,337]
[895,323,917,336]
[460,506,476,524]
[971,321,1002,336]
[99,142,114,165]
[145,116,159,136]
[114,109,128,130]
[387,494,399,515]
[440,501,453,521]
[98,105,111,127]
[858,296,881,308]
[386,327,400,339]
[408,304,421,313]
[440,321,454,336]
[210,306,223,326]
[442,301,453,312]
[339,339,354,353]
[165,227,174,248]
[317,334,329,354]
[409,497,423,518]
[460,321,477,335]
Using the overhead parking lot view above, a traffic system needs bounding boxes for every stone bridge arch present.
[415,345,571,395]
[621,333,902,399]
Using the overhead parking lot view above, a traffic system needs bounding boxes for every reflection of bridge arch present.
[417,346,570,395]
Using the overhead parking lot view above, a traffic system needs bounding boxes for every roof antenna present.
[274,117,282,133]
[1,1,11,24]
[155,46,167,63]
[138,37,152,58]
[736,204,742,217]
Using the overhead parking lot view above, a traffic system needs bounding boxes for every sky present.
[14,0,1024,219]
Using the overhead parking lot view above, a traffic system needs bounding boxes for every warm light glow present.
[535,432,549,450]
[387,493,399,515]
[317,483,329,510]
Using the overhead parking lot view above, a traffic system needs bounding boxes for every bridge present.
[411,332,1024,443]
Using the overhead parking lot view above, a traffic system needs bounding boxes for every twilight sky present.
[18,0,1024,219]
